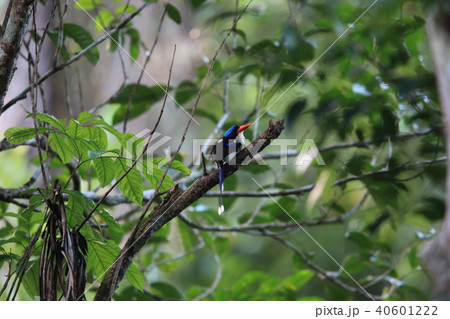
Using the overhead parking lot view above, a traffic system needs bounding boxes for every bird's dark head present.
[223,124,251,139]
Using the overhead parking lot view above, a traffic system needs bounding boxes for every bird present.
[209,123,251,215]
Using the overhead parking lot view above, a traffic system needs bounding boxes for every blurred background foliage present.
[0,0,446,300]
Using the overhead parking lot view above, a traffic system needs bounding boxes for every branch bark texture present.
[94,119,285,300]
[0,0,35,110]
[420,2,450,298]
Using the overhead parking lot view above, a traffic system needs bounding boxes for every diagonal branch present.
[93,119,284,300]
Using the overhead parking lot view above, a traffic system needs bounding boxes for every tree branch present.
[178,191,369,233]
[1,0,152,114]
[202,157,446,198]
[0,0,36,110]
[93,118,284,300]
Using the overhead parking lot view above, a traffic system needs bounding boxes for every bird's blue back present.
[223,125,239,139]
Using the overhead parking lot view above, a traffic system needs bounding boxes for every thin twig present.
[1,1,153,114]
[267,232,385,300]
[123,8,167,133]
[179,192,369,232]
[193,247,222,300]
[202,157,446,198]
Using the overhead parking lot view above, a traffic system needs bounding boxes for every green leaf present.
[126,28,140,61]
[22,261,40,299]
[4,126,50,144]
[88,149,109,159]
[0,212,28,224]
[177,218,195,253]
[110,84,166,125]
[74,0,105,10]
[408,246,420,269]
[151,223,170,244]
[165,3,182,24]
[67,120,106,161]
[416,196,445,221]
[122,133,146,158]
[0,201,8,214]
[263,197,297,222]
[66,191,90,227]
[90,119,125,142]
[0,251,19,264]
[94,9,114,31]
[282,25,316,64]
[98,209,123,233]
[188,0,207,9]
[191,108,218,123]
[347,231,373,250]
[81,126,108,150]
[233,271,271,300]
[46,30,70,61]
[78,111,100,124]
[240,162,270,175]
[345,155,371,176]
[235,29,247,42]
[115,158,143,206]
[111,84,166,104]
[108,31,122,53]
[153,158,191,176]
[281,270,314,291]
[63,23,100,65]
[66,119,83,140]
[142,161,174,192]
[156,252,179,272]
[87,240,145,291]
[34,113,66,131]
[150,282,183,299]
[116,4,137,14]
[175,81,198,104]
[285,99,307,130]
[48,132,73,164]
[214,237,229,257]
[222,174,237,210]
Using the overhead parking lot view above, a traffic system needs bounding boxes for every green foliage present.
[4,127,50,144]
[149,282,183,299]
[46,23,100,64]
[74,0,105,11]
[175,81,198,105]
[115,158,143,206]
[63,23,100,64]
[87,240,145,291]
[110,84,166,125]
[165,3,182,24]
[0,0,446,302]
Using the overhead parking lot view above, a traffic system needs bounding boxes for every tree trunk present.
[420,2,450,298]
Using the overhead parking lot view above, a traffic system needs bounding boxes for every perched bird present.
[209,124,251,214]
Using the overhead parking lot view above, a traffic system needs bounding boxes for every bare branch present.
[267,232,386,300]
[0,0,36,111]
[203,157,446,198]
[193,247,222,300]
[1,0,152,114]
[178,192,369,232]
[93,118,281,301]
[177,126,440,185]
[122,8,167,132]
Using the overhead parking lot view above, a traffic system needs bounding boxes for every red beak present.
[237,124,251,133]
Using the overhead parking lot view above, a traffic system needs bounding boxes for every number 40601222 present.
[375,306,438,316]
